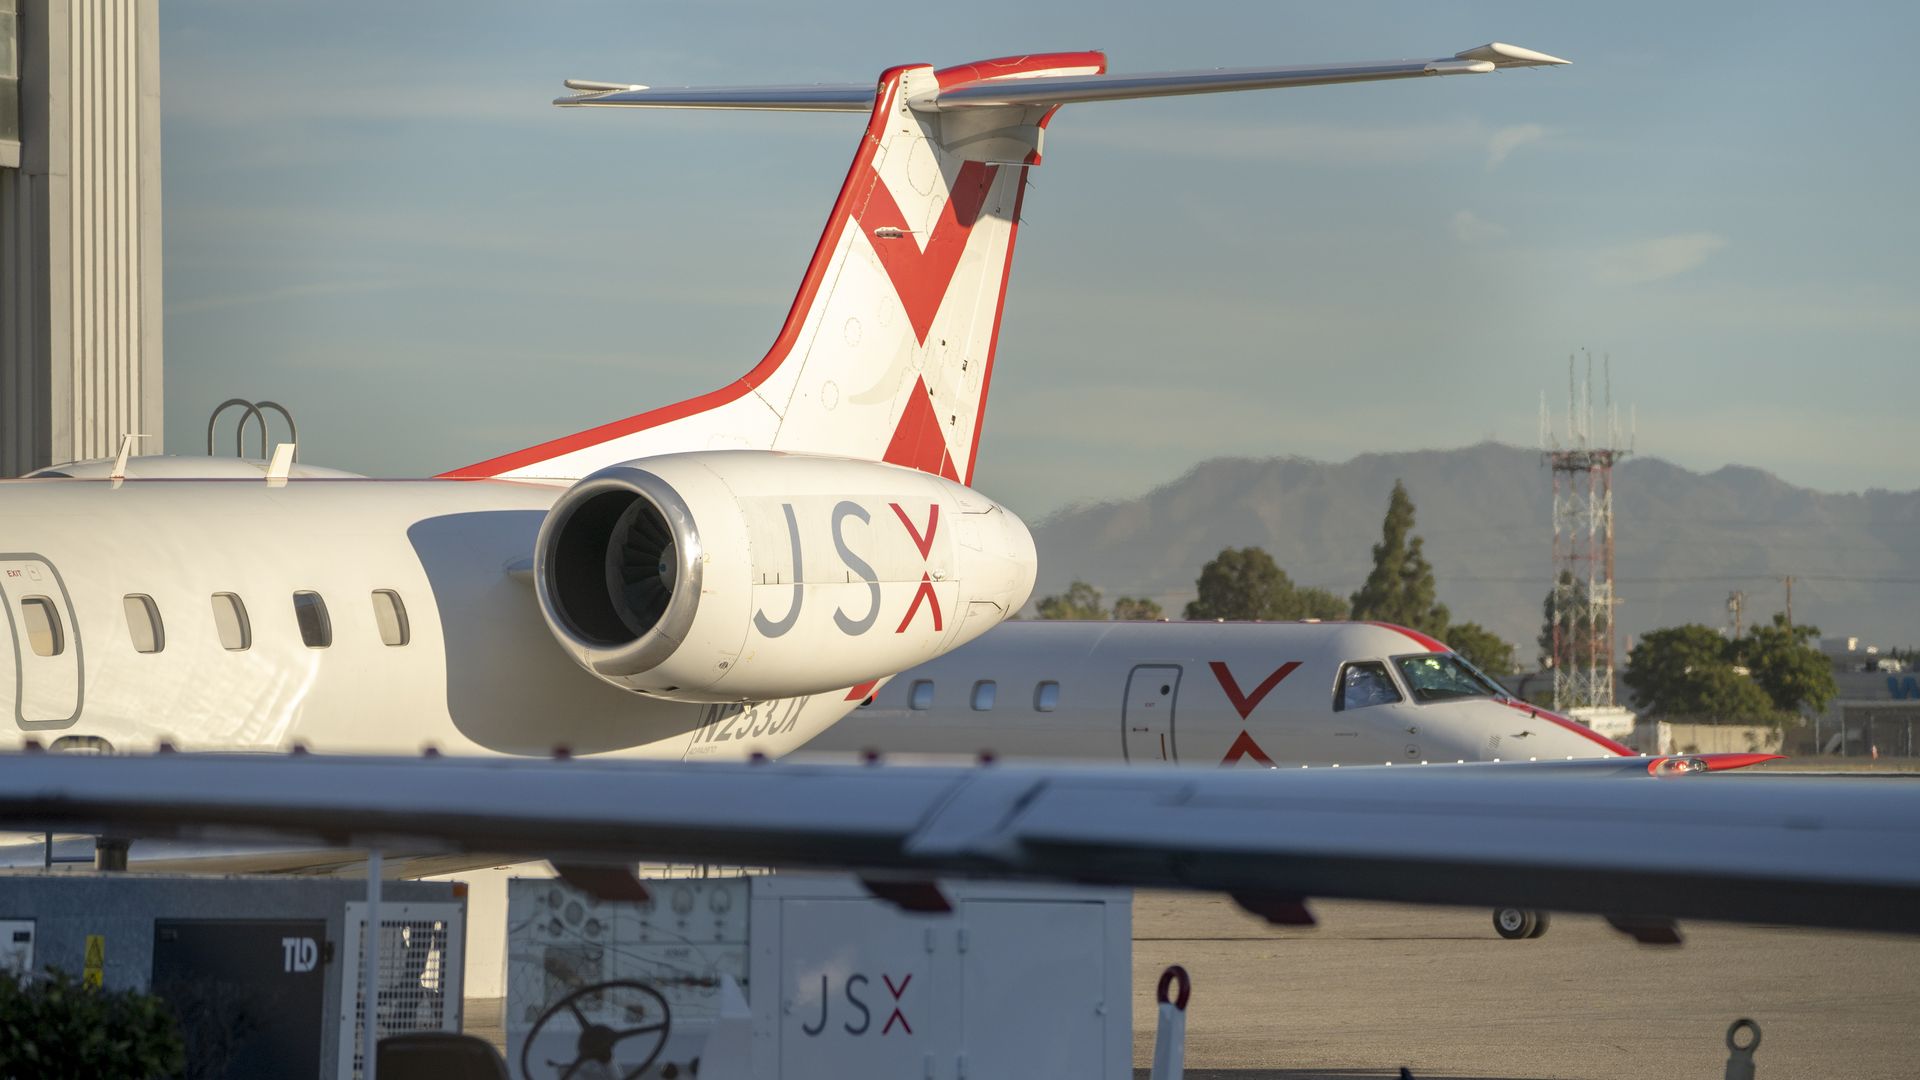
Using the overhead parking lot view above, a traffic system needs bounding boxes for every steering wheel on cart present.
[521,980,672,1080]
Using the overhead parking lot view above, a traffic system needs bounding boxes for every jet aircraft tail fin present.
[443,44,1566,483]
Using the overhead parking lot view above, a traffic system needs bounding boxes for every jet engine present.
[534,450,1035,702]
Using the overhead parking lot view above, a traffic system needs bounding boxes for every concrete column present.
[0,0,162,476]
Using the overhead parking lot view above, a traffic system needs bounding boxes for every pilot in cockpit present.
[1341,662,1401,710]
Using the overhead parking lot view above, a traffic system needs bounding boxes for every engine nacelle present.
[535,450,1036,702]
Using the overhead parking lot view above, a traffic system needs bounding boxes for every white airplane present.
[806,619,1656,767]
[0,44,1572,760]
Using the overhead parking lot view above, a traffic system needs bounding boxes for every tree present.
[1537,569,1600,670]
[1036,580,1105,620]
[1736,613,1838,714]
[0,968,185,1078]
[1184,547,1348,621]
[1111,596,1165,621]
[1623,624,1775,721]
[1292,586,1351,621]
[1445,621,1518,677]
[1348,481,1448,637]
[1185,547,1293,620]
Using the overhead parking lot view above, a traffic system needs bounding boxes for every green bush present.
[0,967,185,1078]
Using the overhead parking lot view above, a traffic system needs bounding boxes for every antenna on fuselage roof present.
[110,433,150,482]
[266,443,297,483]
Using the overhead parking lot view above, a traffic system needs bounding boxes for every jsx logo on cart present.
[799,972,913,1036]
[280,937,318,973]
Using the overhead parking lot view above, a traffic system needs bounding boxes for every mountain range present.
[1026,443,1920,657]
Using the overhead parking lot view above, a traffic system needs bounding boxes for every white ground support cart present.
[506,873,1130,1080]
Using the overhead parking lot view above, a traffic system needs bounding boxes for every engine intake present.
[537,467,703,678]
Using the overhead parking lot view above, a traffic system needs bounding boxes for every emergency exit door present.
[1122,665,1181,762]
[0,555,82,729]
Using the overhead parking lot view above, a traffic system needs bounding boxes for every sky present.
[160,1,1920,519]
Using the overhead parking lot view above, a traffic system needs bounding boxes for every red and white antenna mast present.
[1541,351,1632,711]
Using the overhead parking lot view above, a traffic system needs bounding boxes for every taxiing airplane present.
[0,45,1569,760]
[805,619,1637,766]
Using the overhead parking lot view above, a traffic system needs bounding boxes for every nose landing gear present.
[1493,907,1549,939]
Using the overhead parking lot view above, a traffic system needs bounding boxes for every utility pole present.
[1783,575,1795,631]
[1727,591,1745,639]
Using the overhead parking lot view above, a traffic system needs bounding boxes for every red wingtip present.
[1647,752,1786,775]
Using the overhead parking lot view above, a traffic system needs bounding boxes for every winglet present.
[1453,42,1571,68]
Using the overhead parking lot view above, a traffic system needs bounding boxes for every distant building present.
[1812,634,1918,756]
[1821,635,1904,673]
[0,0,163,476]
[1514,638,1920,758]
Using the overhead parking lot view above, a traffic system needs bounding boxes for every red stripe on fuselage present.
[1367,622,1450,653]
[1492,696,1634,756]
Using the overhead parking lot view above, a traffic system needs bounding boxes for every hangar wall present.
[0,0,162,476]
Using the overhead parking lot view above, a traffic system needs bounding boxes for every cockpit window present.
[1393,653,1500,703]
[1335,661,1401,711]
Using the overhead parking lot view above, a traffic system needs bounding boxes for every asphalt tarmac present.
[1130,892,1920,1079]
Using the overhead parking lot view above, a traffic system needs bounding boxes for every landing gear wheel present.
[521,979,672,1080]
[1494,907,1540,939]
[1526,910,1551,938]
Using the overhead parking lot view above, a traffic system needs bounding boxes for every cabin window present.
[212,593,252,651]
[19,597,63,657]
[971,680,997,711]
[1034,680,1060,712]
[122,594,164,654]
[908,680,935,711]
[1335,661,1401,711]
[371,589,410,647]
[292,591,332,649]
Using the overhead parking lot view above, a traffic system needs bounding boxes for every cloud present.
[1450,210,1508,244]
[1592,232,1730,285]
[1486,123,1549,168]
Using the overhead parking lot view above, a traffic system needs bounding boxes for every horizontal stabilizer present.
[557,82,876,112]
[557,42,1568,112]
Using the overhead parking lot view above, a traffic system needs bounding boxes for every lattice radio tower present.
[1539,351,1633,711]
